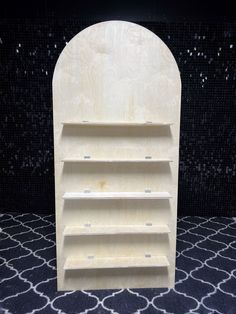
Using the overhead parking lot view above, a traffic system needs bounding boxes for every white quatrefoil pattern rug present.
[0,213,236,314]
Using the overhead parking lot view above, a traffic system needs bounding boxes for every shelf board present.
[62,158,172,163]
[64,224,170,236]
[64,255,169,270]
[62,121,172,127]
[63,192,172,200]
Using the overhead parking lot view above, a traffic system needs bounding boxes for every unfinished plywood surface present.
[64,256,170,270]
[63,192,172,200]
[63,224,171,236]
[53,21,181,290]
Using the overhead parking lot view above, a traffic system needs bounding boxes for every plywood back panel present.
[53,21,181,290]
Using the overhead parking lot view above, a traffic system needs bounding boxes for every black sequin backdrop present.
[0,19,235,216]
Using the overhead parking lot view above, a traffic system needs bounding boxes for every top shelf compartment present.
[62,121,172,127]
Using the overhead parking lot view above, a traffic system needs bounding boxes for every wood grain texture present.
[53,21,181,290]
[63,192,172,200]
[62,121,172,126]
[62,158,173,163]
[64,256,170,270]
[63,224,171,236]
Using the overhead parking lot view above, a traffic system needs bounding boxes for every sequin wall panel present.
[0,20,235,215]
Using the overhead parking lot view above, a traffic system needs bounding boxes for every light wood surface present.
[62,158,173,163]
[63,192,172,200]
[63,224,170,236]
[64,255,169,270]
[62,121,172,126]
[53,21,181,290]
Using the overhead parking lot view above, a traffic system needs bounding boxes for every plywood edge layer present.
[64,255,170,270]
[62,121,173,127]
[61,158,173,163]
[63,192,172,200]
[63,224,170,236]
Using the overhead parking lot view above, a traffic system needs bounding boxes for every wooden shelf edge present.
[63,192,172,200]
[64,255,169,270]
[63,224,170,236]
[61,158,173,163]
[62,121,173,127]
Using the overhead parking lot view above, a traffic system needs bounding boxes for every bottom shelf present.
[63,224,170,236]
[64,255,169,270]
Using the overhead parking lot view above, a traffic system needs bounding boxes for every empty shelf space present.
[63,224,170,236]
[62,121,172,127]
[61,158,173,163]
[64,255,169,270]
[63,192,172,200]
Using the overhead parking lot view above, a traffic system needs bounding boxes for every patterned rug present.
[0,213,235,314]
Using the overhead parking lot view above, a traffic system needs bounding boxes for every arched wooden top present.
[53,21,181,124]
